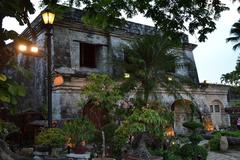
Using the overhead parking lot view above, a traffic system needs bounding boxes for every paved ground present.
[207,150,240,160]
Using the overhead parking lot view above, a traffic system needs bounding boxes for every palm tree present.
[121,33,193,104]
[226,19,240,51]
[222,20,240,85]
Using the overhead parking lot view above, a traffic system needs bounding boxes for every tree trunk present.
[102,130,106,158]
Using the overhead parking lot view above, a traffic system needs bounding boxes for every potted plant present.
[35,128,65,157]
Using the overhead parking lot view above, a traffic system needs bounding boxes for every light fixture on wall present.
[53,74,64,86]
[166,127,175,137]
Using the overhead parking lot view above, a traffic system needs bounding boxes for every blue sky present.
[3,0,240,84]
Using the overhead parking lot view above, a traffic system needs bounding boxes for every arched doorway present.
[209,100,224,128]
[171,99,201,134]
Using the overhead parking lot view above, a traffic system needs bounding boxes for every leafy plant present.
[83,74,123,111]
[35,128,65,148]
[179,144,207,160]
[62,118,96,144]
[0,120,19,140]
[209,132,221,151]
[0,73,26,105]
[120,34,187,104]
[220,130,240,138]
[183,121,203,132]
[150,147,182,160]
[114,106,173,152]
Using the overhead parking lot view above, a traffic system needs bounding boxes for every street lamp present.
[42,9,55,128]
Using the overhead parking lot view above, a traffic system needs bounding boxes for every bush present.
[35,128,65,148]
[0,120,19,139]
[220,130,240,138]
[209,132,221,151]
[180,144,208,160]
[189,134,203,145]
[63,118,96,144]
[183,121,203,131]
[150,148,182,160]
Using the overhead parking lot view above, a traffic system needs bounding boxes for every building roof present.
[21,5,191,44]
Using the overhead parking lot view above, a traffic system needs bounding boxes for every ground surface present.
[207,149,240,160]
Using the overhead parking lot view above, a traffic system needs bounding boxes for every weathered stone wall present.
[16,31,47,111]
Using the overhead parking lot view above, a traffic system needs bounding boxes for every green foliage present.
[0,73,26,105]
[209,132,221,151]
[83,74,123,110]
[35,128,65,148]
[62,118,96,144]
[179,144,208,160]
[183,121,203,132]
[114,107,173,151]
[121,34,194,103]
[219,130,240,138]
[63,0,228,42]
[0,120,19,140]
[189,134,203,145]
[150,148,182,160]
[221,58,240,86]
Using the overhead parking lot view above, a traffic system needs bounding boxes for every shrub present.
[35,128,65,148]
[183,121,203,131]
[0,120,19,140]
[180,144,208,160]
[150,148,182,160]
[189,134,203,145]
[62,118,96,144]
[209,132,221,151]
[220,130,240,138]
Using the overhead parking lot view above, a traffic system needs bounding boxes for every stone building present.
[17,7,230,134]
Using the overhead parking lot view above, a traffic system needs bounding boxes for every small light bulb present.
[31,46,38,53]
[18,44,27,52]
[168,77,172,81]
[124,73,130,79]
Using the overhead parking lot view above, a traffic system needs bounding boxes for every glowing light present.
[124,73,130,78]
[42,11,55,25]
[31,46,39,53]
[18,44,27,52]
[53,75,64,86]
[168,77,172,81]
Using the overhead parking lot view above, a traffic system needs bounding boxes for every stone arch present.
[209,99,225,128]
[171,99,202,134]
[209,99,224,113]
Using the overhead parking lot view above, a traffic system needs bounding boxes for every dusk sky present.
[3,0,240,84]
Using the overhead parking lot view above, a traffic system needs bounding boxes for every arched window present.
[209,100,223,113]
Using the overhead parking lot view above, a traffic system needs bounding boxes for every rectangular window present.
[214,105,220,112]
[210,105,213,112]
[80,42,99,68]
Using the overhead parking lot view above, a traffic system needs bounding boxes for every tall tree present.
[120,34,194,104]
[222,20,240,85]
[41,0,228,42]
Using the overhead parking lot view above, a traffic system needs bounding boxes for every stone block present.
[220,136,228,152]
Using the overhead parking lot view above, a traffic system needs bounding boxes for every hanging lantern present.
[53,74,64,86]
[166,127,175,137]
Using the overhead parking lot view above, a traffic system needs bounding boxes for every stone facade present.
[18,7,230,133]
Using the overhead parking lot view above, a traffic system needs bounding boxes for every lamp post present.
[42,9,55,128]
